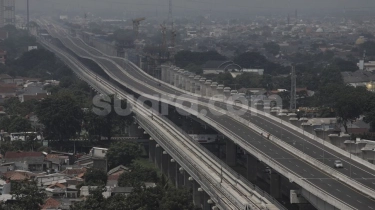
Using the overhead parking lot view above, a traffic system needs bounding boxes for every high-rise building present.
[0,0,15,28]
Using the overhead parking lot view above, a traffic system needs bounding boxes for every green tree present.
[263,42,280,55]
[70,186,107,210]
[8,116,32,133]
[184,63,203,75]
[106,141,142,168]
[4,180,46,210]
[118,163,158,187]
[36,93,83,141]
[84,168,108,186]
[160,188,195,210]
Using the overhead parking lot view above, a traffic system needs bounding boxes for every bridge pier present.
[175,165,184,188]
[246,154,258,183]
[148,138,156,163]
[168,158,177,185]
[199,78,206,97]
[226,140,236,166]
[193,76,201,94]
[210,82,218,97]
[193,181,203,208]
[270,173,281,199]
[184,170,193,188]
[161,151,169,175]
[205,80,212,97]
[155,144,162,169]
[203,191,212,210]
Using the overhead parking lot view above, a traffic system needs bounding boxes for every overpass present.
[38,37,282,210]
[40,19,375,209]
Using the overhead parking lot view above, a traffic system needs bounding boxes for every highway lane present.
[50,33,375,209]
[62,31,375,184]
[80,39,375,183]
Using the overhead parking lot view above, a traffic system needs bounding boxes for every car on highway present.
[334,160,343,168]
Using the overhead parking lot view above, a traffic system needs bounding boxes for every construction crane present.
[170,23,177,59]
[132,17,146,40]
[160,23,167,51]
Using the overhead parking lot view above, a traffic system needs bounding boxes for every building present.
[0,0,15,27]
[4,151,45,171]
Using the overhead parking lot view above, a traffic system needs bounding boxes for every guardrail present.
[44,33,359,209]
[40,37,274,209]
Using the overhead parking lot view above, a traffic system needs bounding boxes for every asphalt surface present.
[46,25,375,209]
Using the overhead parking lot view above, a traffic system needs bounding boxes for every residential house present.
[45,182,66,198]
[106,165,129,187]
[0,74,13,84]
[4,151,46,171]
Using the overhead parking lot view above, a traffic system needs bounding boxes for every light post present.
[322,124,325,164]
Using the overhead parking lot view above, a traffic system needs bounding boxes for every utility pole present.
[27,0,30,31]
[168,0,173,29]
[290,66,297,110]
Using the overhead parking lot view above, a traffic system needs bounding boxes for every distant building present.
[4,151,45,171]
[341,70,375,89]
[0,0,15,27]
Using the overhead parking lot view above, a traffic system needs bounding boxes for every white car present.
[334,160,343,168]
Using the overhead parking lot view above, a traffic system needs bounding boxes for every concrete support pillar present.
[199,78,206,97]
[184,171,193,188]
[168,158,176,184]
[193,181,202,207]
[270,173,281,199]
[223,87,231,98]
[155,144,162,169]
[290,117,302,127]
[246,154,258,183]
[148,139,156,163]
[210,82,218,97]
[216,85,224,97]
[188,75,195,92]
[193,76,201,94]
[315,129,335,141]
[301,123,314,134]
[161,151,169,175]
[226,140,236,166]
[203,191,211,210]
[175,165,184,188]
[204,80,212,97]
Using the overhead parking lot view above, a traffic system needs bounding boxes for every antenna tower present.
[290,66,297,110]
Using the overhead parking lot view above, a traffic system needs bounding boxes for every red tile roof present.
[4,151,43,159]
[61,168,87,176]
[41,198,60,210]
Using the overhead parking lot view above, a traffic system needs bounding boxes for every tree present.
[184,63,203,75]
[36,93,83,141]
[118,163,158,187]
[70,186,107,210]
[3,180,46,210]
[160,188,195,210]
[8,116,32,133]
[84,168,108,186]
[106,141,142,168]
[174,50,226,68]
[263,42,280,56]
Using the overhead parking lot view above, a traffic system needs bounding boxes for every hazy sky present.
[16,0,375,18]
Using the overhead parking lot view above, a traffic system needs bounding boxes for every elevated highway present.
[40,20,375,209]
[39,38,281,210]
